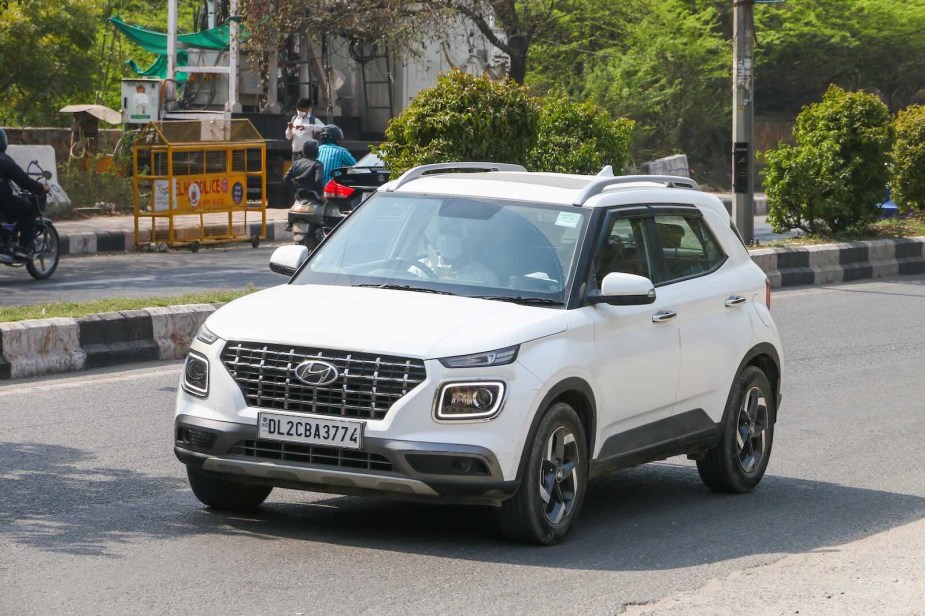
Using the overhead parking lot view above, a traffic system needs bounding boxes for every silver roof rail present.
[573,175,701,206]
[387,161,528,192]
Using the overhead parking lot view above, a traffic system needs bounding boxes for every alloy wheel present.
[539,426,580,524]
[736,386,769,474]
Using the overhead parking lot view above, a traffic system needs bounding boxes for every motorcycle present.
[0,170,60,280]
[287,189,351,251]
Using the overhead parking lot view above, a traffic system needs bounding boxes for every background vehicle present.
[176,163,783,545]
[0,170,60,280]
[289,153,390,250]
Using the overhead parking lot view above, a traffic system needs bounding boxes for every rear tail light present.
[765,279,772,310]
[324,179,355,200]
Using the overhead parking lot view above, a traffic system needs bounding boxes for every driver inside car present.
[431,219,499,287]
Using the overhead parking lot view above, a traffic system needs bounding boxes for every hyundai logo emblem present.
[293,360,339,386]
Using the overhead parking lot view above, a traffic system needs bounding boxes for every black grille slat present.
[221,342,426,420]
[230,439,393,471]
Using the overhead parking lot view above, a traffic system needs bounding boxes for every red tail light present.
[324,179,355,200]
[765,279,772,310]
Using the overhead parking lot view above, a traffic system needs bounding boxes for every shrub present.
[890,105,925,212]
[763,86,893,235]
[57,156,134,216]
[377,70,540,174]
[527,96,635,175]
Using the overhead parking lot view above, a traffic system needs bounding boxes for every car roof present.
[380,170,729,218]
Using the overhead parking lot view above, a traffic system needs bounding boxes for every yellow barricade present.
[132,119,267,250]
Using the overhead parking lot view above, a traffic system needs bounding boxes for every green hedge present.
[890,105,925,212]
[763,86,893,235]
[528,96,634,175]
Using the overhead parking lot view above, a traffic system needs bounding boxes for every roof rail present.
[573,175,701,206]
[386,162,528,192]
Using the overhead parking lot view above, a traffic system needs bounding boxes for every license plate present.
[258,411,363,449]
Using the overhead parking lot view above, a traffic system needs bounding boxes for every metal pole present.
[166,0,177,110]
[732,0,755,243]
[227,0,242,113]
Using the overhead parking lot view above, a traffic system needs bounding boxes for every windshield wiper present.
[472,296,564,306]
[354,284,456,295]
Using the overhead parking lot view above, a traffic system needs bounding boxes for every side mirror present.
[269,245,309,276]
[588,272,656,306]
[42,170,53,180]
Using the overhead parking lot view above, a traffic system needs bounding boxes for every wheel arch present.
[733,343,782,420]
[516,377,597,483]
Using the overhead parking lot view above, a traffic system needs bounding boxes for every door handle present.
[725,295,747,308]
[652,310,677,323]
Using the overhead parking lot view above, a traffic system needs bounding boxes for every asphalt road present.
[2,275,925,614]
[0,243,286,307]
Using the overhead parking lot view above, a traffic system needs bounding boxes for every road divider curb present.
[0,305,218,380]
[751,236,925,288]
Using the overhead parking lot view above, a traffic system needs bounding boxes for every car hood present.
[206,284,567,359]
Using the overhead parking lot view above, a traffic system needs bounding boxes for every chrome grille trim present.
[220,341,427,420]
[230,440,393,472]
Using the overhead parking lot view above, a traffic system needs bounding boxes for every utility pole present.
[732,0,755,243]
[166,0,177,111]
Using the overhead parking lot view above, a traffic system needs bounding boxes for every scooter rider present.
[317,124,356,184]
[0,128,48,259]
[283,139,325,203]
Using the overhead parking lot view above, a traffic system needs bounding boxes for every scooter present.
[0,170,59,280]
[287,190,351,251]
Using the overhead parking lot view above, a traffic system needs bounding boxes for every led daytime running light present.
[439,345,519,368]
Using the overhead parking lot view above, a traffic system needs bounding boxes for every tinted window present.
[592,215,651,288]
[652,214,726,283]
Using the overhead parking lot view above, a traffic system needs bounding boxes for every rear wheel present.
[26,220,59,280]
[497,402,588,545]
[697,366,775,493]
[186,466,272,512]
[302,226,323,251]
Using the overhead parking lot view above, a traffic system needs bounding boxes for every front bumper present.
[175,414,519,506]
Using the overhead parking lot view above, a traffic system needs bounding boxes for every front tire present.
[697,366,775,493]
[26,220,59,280]
[186,466,272,512]
[497,402,588,545]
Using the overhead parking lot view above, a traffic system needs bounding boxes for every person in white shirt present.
[285,98,325,160]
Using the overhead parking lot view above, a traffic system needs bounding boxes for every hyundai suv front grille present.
[220,341,427,420]
[230,439,393,472]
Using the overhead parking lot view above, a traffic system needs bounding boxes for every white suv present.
[175,162,783,544]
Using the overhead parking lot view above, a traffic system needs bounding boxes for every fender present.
[728,342,782,420]
[514,377,597,483]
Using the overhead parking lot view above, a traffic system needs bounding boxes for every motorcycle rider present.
[283,139,324,203]
[0,128,48,259]
[317,124,356,184]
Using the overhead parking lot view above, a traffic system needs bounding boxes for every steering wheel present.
[386,257,440,280]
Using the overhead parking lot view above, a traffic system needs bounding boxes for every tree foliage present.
[376,70,540,174]
[763,86,893,235]
[890,105,925,212]
[527,95,634,175]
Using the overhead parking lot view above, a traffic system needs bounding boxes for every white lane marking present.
[0,362,183,396]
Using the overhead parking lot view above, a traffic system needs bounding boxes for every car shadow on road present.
[205,460,925,570]
[3,441,924,568]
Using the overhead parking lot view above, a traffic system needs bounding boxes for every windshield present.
[292,193,589,305]
[354,153,384,168]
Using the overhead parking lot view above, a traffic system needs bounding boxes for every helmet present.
[318,124,343,145]
[0,127,7,152]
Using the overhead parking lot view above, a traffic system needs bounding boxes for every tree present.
[890,105,925,213]
[238,0,575,84]
[582,1,729,171]
[763,86,893,235]
[0,1,100,125]
[376,70,540,173]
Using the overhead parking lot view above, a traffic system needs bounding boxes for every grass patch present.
[0,287,258,323]
[760,213,925,248]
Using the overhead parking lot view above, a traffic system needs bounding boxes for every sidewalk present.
[50,208,293,255]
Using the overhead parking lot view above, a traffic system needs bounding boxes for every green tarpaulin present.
[109,16,248,54]
[126,52,189,82]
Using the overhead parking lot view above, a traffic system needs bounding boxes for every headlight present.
[434,381,506,421]
[438,345,519,368]
[195,323,220,345]
[182,351,210,397]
